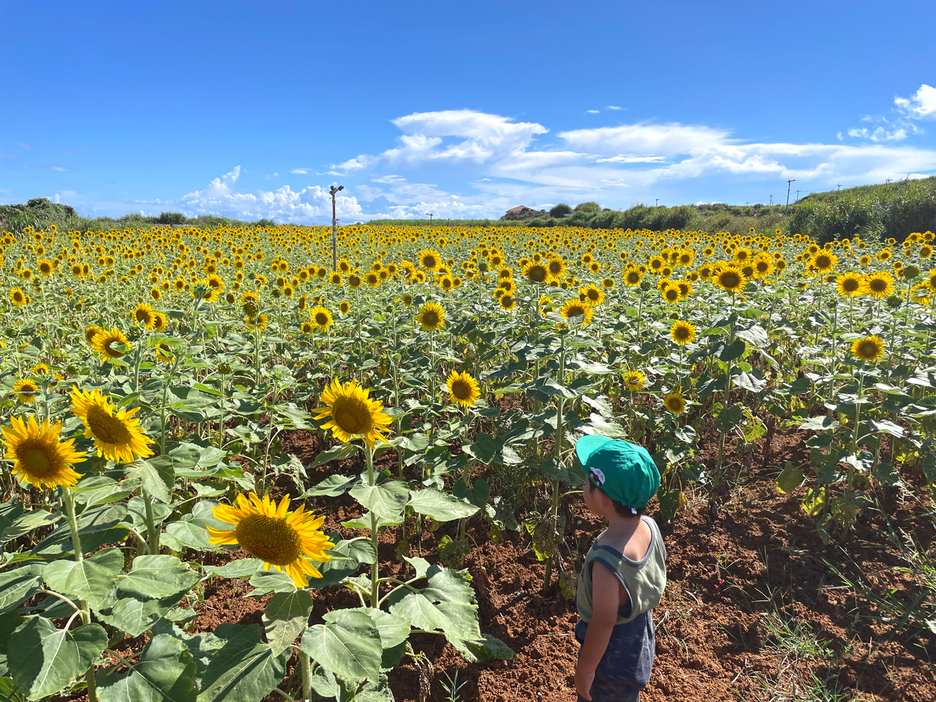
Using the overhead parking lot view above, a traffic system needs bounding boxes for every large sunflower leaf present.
[407,488,479,522]
[349,481,410,521]
[262,590,313,655]
[197,625,286,702]
[43,548,124,609]
[8,618,107,700]
[98,594,189,637]
[387,565,481,644]
[117,555,200,600]
[301,609,382,683]
[97,634,196,702]
[0,565,45,615]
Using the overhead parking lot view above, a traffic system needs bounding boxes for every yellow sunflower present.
[418,249,442,270]
[714,266,746,293]
[310,306,333,332]
[91,327,131,361]
[207,492,333,587]
[152,312,168,333]
[850,335,885,362]
[446,371,480,407]
[560,299,594,327]
[9,287,27,307]
[670,320,697,346]
[836,272,863,298]
[313,379,392,446]
[521,262,551,284]
[2,415,84,489]
[13,378,39,403]
[499,294,517,310]
[623,371,646,392]
[416,302,445,331]
[245,314,269,331]
[339,301,351,315]
[85,325,105,345]
[811,251,838,273]
[70,387,154,463]
[863,271,894,299]
[663,392,685,414]
[134,303,156,329]
[579,285,604,306]
[623,269,643,287]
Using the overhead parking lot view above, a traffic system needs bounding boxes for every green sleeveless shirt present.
[576,516,667,625]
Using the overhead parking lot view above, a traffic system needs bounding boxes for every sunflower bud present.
[886,295,902,309]
[901,264,920,279]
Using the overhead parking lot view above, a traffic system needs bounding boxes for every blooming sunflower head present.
[13,378,39,403]
[521,262,551,284]
[134,303,156,329]
[91,327,131,361]
[863,272,894,299]
[2,415,85,489]
[715,266,746,293]
[579,285,604,306]
[836,272,863,298]
[560,299,594,327]
[313,379,392,446]
[446,370,480,408]
[310,306,333,332]
[70,387,154,463]
[623,371,646,392]
[670,320,697,346]
[9,287,27,307]
[663,392,685,414]
[417,302,445,331]
[850,335,885,362]
[207,492,334,587]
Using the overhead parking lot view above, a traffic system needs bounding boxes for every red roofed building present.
[506,205,534,214]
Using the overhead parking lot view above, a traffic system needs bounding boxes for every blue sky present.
[2,0,936,224]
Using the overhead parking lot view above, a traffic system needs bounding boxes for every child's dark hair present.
[586,477,646,516]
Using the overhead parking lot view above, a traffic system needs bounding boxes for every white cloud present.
[180,166,365,223]
[353,184,383,202]
[596,155,668,164]
[895,84,936,120]
[291,168,310,174]
[327,156,372,175]
[51,166,68,172]
[847,126,907,142]
[586,109,600,114]
[606,105,624,111]
[264,172,279,179]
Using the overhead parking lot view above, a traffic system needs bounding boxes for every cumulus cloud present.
[586,109,600,114]
[606,105,624,111]
[895,84,936,120]
[291,168,310,174]
[180,166,365,222]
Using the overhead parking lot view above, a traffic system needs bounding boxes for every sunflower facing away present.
[2,415,84,489]
[70,387,154,463]
[313,379,392,446]
[670,320,697,346]
[446,370,480,408]
[207,492,333,587]
[851,335,885,362]
[416,302,445,331]
[91,327,131,361]
[623,371,646,392]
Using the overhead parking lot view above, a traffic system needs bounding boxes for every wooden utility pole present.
[786,179,795,207]
[328,184,343,271]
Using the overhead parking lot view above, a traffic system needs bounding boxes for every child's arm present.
[575,562,625,701]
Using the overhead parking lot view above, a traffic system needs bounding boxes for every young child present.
[574,435,666,702]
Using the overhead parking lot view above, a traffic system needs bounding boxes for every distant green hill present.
[5,176,936,241]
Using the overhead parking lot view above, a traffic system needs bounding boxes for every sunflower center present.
[528,266,547,282]
[843,278,860,292]
[422,311,439,327]
[674,327,691,340]
[869,278,887,292]
[19,444,55,477]
[721,272,741,288]
[451,379,472,400]
[331,395,372,435]
[549,261,562,274]
[86,405,133,445]
[316,313,328,326]
[567,304,586,317]
[235,514,303,566]
[857,341,880,359]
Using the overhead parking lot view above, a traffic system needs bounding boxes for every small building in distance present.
[505,205,536,215]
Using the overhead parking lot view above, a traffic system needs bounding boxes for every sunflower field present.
[0,221,933,701]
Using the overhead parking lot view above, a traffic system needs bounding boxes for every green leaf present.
[799,415,839,431]
[118,556,200,600]
[387,565,481,645]
[869,420,905,438]
[1,509,56,545]
[99,595,188,637]
[452,478,490,510]
[451,633,514,663]
[301,609,382,683]
[97,634,197,702]
[349,481,410,521]
[0,612,25,677]
[160,521,221,552]
[246,569,296,596]
[363,607,411,650]
[736,325,768,349]
[8,618,107,699]
[714,405,743,433]
[0,565,45,615]
[584,413,628,438]
[776,463,804,494]
[461,433,495,464]
[301,474,356,498]
[407,489,479,522]
[0,677,25,702]
[309,443,358,468]
[43,548,123,609]
[125,458,175,504]
[197,625,286,702]
[203,559,262,579]
[262,590,313,656]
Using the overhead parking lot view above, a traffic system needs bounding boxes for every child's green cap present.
[575,436,660,510]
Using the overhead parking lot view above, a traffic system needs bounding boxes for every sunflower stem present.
[365,443,380,609]
[543,333,566,591]
[63,487,99,702]
[142,487,158,554]
[300,652,312,702]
